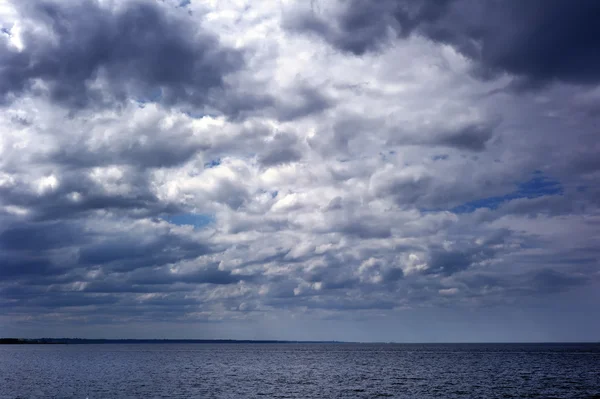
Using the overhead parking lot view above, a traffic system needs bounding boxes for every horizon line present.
[2,338,598,345]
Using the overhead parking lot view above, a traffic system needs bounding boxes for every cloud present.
[1,0,599,341]
[0,221,87,251]
[285,0,453,55]
[286,0,600,86]
[435,122,497,152]
[0,0,243,110]
[258,131,304,167]
[526,269,589,295]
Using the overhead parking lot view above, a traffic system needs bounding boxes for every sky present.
[0,0,599,343]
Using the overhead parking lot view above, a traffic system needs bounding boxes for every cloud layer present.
[1,0,599,342]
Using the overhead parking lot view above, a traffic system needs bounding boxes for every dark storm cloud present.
[288,0,600,86]
[0,0,243,108]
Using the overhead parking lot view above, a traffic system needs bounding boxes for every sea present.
[1,343,599,398]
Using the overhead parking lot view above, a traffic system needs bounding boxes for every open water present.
[1,343,599,398]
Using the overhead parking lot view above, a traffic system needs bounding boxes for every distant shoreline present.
[0,338,344,345]
[1,338,598,345]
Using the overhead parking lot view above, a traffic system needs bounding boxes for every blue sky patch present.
[136,87,163,106]
[451,172,563,214]
[164,213,214,229]
[204,159,221,168]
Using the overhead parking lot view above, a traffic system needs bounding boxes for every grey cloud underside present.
[0,218,215,279]
[0,170,179,222]
[258,132,304,166]
[289,0,600,86]
[434,122,496,152]
[317,113,499,155]
[0,218,595,326]
[0,0,243,110]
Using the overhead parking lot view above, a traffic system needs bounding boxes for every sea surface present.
[1,343,599,398]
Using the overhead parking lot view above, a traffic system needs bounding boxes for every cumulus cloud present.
[0,0,244,110]
[0,0,598,341]
[286,0,600,87]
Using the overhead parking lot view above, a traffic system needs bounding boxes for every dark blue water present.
[1,343,599,398]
